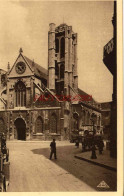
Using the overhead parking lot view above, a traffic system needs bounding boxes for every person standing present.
[98,139,104,154]
[75,139,79,148]
[82,137,86,152]
[50,139,57,160]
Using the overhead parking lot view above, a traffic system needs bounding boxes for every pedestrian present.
[50,139,57,160]
[75,139,79,148]
[98,139,104,154]
[91,141,97,159]
[82,137,85,152]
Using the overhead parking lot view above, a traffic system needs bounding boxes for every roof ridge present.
[78,88,100,103]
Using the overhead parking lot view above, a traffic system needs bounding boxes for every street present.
[7,141,116,192]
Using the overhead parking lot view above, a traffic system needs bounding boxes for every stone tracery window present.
[88,112,90,125]
[98,116,100,126]
[35,116,43,133]
[15,81,26,107]
[85,112,88,125]
[82,110,86,125]
[50,113,57,133]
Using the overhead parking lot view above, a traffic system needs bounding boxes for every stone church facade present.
[0,23,102,141]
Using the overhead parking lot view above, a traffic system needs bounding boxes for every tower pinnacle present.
[19,48,23,54]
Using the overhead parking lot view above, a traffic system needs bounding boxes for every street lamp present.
[90,113,97,159]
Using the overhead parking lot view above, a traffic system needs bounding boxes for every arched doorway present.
[14,118,26,140]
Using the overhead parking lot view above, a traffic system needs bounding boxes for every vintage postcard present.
[0,0,123,195]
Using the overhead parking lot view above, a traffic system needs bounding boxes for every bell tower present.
[48,23,78,97]
[48,23,56,91]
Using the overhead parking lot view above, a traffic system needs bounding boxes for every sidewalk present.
[75,150,117,171]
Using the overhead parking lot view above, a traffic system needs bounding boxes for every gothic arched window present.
[35,116,43,133]
[82,110,86,125]
[98,116,100,126]
[55,39,59,53]
[15,81,26,107]
[94,114,97,125]
[88,112,90,125]
[50,113,57,133]
[60,37,65,58]
[55,63,59,76]
[60,64,65,79]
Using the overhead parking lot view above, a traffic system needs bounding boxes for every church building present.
[0,23,102,141]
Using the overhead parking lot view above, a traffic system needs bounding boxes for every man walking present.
[50,139,57,160]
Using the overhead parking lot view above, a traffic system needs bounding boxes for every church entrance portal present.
[14,118,26,140]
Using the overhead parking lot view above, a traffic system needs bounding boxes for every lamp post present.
[90,113,97,159]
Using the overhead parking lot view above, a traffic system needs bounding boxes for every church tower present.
[48,23,78,97]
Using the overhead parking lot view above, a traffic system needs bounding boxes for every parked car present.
[70,129,104,152]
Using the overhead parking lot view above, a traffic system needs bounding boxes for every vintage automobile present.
[70,130,79,143]
[70,129,104,152]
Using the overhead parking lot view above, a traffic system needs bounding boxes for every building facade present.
[103,2,117,158]
[101,102,111,140]
[0,23,102,141]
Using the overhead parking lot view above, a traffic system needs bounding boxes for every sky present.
[0,1,114,102]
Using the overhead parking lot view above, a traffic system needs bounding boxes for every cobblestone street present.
[7,141,116,192]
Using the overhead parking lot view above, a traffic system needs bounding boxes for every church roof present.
[78,88,96,103]
[24,56,48,80]
[77,88,101,111]
[78,88,89,96]
[101,102,111,111]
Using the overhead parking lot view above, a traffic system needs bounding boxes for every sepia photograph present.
[0,0,123,194]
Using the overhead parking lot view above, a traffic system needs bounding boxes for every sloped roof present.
[24,56,48,80]
[78,88,96,103]
[101,102,111,110]
[78,88,89,96]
